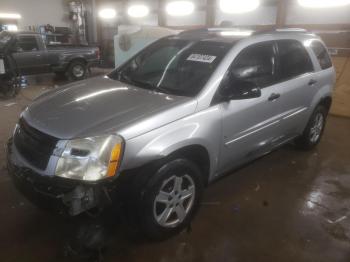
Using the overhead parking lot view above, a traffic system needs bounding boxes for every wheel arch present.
[67,57,88,67]
[163,144,211,186]
[318,96,332,113]
[122,142,212,189]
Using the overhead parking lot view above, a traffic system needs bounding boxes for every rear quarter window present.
[310,41,333,70]
[276,40,314,81]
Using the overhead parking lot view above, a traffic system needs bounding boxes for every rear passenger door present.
[274,39,317,137]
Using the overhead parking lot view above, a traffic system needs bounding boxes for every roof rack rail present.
[179,27,255,36]
[178,28,209,35]
[178,27,311,39]
[275,28,308,32]
[253,28,309,35]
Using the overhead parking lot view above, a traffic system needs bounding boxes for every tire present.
[138,158,203,240]
[67,61,87,81]
[295,105,328,150]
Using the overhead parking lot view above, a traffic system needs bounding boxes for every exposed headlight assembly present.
[55,135,123,181]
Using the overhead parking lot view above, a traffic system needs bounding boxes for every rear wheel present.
[295,105,328,150]
[67,61,87,81]
[138,158,203,240]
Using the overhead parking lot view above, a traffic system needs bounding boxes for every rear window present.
[310,41,332,70]
[277,40,314,81]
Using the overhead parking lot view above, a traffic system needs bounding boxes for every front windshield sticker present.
[187,54,216,63]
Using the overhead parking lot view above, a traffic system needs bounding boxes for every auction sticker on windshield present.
[187,54,216,63]
[0,59,5,74]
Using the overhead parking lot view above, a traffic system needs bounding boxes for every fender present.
[120,105,223,181]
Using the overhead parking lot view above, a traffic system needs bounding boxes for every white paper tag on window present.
[187,54,216,63]
[0,59,5,74]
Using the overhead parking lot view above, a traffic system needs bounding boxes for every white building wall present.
[215,6,277,26]
[165,0,206,26]
[97,1,350,28]
[2,0,349,33]
[126,0,159,26]
[286,3,350,24]
[1,0,69,29]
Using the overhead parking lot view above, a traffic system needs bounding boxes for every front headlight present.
[55,135,123,181]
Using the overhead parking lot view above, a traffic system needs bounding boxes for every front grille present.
[14,118,58,170]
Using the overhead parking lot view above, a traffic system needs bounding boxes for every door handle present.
[268,93,280,101]
[308,79,317,86]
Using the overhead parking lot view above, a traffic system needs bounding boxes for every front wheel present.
[295,105,328,150]
[139,158,203,240]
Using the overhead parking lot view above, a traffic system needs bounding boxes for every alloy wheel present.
[153,174,195,228]
[309,112,324,143]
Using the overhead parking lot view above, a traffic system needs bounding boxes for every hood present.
[23,76,195,140]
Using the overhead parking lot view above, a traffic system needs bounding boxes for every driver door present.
[218,41,285,173]
[12,35,47,75]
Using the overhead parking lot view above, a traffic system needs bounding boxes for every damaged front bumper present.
[7,139,117,216]
[7,162,114,216]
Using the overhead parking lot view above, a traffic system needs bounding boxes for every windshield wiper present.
[130,79,171,94]
[117,71,171,94]
[117,71,134,84]
[131,79,154,90]
[153,85,170,94]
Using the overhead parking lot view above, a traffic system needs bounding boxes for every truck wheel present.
[67,61,87,81]
[139,158,203,240]
[295,105,328,150]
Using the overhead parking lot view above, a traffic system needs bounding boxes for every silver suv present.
[7,28,335,239]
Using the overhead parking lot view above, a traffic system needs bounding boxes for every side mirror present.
[220,79,261,101]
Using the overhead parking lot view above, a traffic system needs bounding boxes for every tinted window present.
[17,36,38,52]
[110,38,232,97]
[277,40,314,81]
[229,42,276,88]
[311,41,332,70]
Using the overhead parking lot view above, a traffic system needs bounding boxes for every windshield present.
[109,38,232,97]
[0,31,13,49]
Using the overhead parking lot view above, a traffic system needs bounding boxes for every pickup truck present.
[0,31,100,81]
